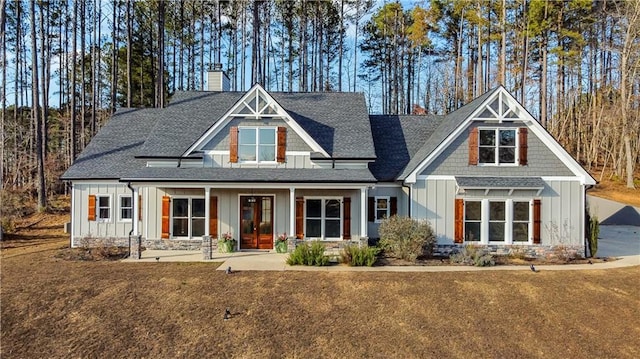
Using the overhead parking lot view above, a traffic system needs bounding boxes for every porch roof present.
[121,167,377,183]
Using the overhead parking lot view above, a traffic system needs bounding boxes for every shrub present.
[378,216,436,262]
[286,241,329,266]
[589,216,599,257]
[450,245,496,267]
[340,245,379,266]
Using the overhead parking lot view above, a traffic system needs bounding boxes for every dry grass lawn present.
[2,230,640,358]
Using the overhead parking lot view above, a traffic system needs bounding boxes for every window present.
[172,198,205,238]
[479,129,516,164]
[463,199,533,244]
[375,197,390,222]
[305,198,342,240]
[96,195,111,221]
[238,127,276,162]
[119,195,132,221]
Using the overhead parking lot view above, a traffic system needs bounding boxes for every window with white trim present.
[305,198,342,240]
[96,195,111,221]
[375,196,390,223]
[119,195,132,222]
[172,197,205,238]
[238,127,276,162]
[479,128,517,164]
[464,199,532,244]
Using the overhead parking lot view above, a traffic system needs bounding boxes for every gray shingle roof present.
[396,88,501,180]
[60,108,161,180]
[369,115,444,181]
[122,167,377,183]
[455,176,546,189]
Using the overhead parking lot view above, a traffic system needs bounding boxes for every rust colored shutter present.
[454,199,464,243]
[468,127,478,165]
[161,196,170,239]
[368,197,375,222]
[390,197,398,216]
[209,196,218,238]
[88,195,96,221]
[229,126,238,163]
[533,199,541,244]
[277,127,287,163]
[519,128,528,166]
[295,197,304,239]
[343,197,351,240]
[138,195,142,221]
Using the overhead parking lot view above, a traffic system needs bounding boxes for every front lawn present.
[1,237,639,358]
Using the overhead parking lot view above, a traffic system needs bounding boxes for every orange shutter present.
[390,197,398,216]
[161,196,170,239]
[533,199,541,244]
[454,199,464,243]
[138,195,142,221]
[343,197,351,240]
[519,128,528,166]
[277,127,287,163]
[229,126,238,163]
[368,197,375,222]
[88,195,96,221]
[295,197,304,239]
[469,127,478,165]
[209,196,218,238]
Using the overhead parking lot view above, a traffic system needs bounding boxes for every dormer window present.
[239,127,276,162]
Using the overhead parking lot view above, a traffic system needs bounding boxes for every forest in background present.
[0,0,638,215]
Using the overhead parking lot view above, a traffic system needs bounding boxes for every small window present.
[512,201,530,242]
[375,197,390,223]
[489,201,506,242]
[479,129,517,165]
[238,127,276,162]
[464,201,481,241]
[96,195,111,221]
[119,195,132,221]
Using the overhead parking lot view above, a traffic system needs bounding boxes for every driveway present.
[598,225,640,257]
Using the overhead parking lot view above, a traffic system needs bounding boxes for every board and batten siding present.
[72,182,141,247]
[411,179,458,244]
[540,179,583,246]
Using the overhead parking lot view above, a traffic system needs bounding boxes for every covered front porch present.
[127,182,371,259]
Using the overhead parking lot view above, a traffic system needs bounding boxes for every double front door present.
[240,196,273,250]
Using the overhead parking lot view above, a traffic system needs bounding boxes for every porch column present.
[204,187,211,237]
[132,186,140,235]
[289,187,295,238]
[360,187,367,238]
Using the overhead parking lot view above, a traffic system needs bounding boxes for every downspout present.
[127,181,135,258]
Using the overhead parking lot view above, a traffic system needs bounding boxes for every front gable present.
[185,84,329,159]
[405,87,596,185]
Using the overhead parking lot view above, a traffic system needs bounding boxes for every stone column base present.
[202,235,212,260]
[129,235,142,259]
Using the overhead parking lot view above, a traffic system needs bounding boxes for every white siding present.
[412,179,458,244]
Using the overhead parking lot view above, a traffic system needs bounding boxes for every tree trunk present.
[158,0,165,107]
[29,0,45,210]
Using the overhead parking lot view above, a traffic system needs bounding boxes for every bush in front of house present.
[340,244,379,266]
[450,245,496,267]
[589,215,599,257]
[378,216,436,263]
[286,241,329,266]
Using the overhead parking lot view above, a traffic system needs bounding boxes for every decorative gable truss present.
[185,84,329,163]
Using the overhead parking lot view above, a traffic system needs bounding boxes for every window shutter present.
[209,196,218,238]
[88,195,96,221]
[390,197,398,216]
[343,197,351,240]
[229,126,238,163]
[454,199,464,243]
[518,128,528,166]
[277,127,287,163]
[533,199,541,244]
[468,127,478,165]
[295,197,304,239]
[161,196,170,239]
[368,197,375,222]
[138,195,142,221]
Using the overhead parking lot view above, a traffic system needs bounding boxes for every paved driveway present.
[598,225,640,257]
